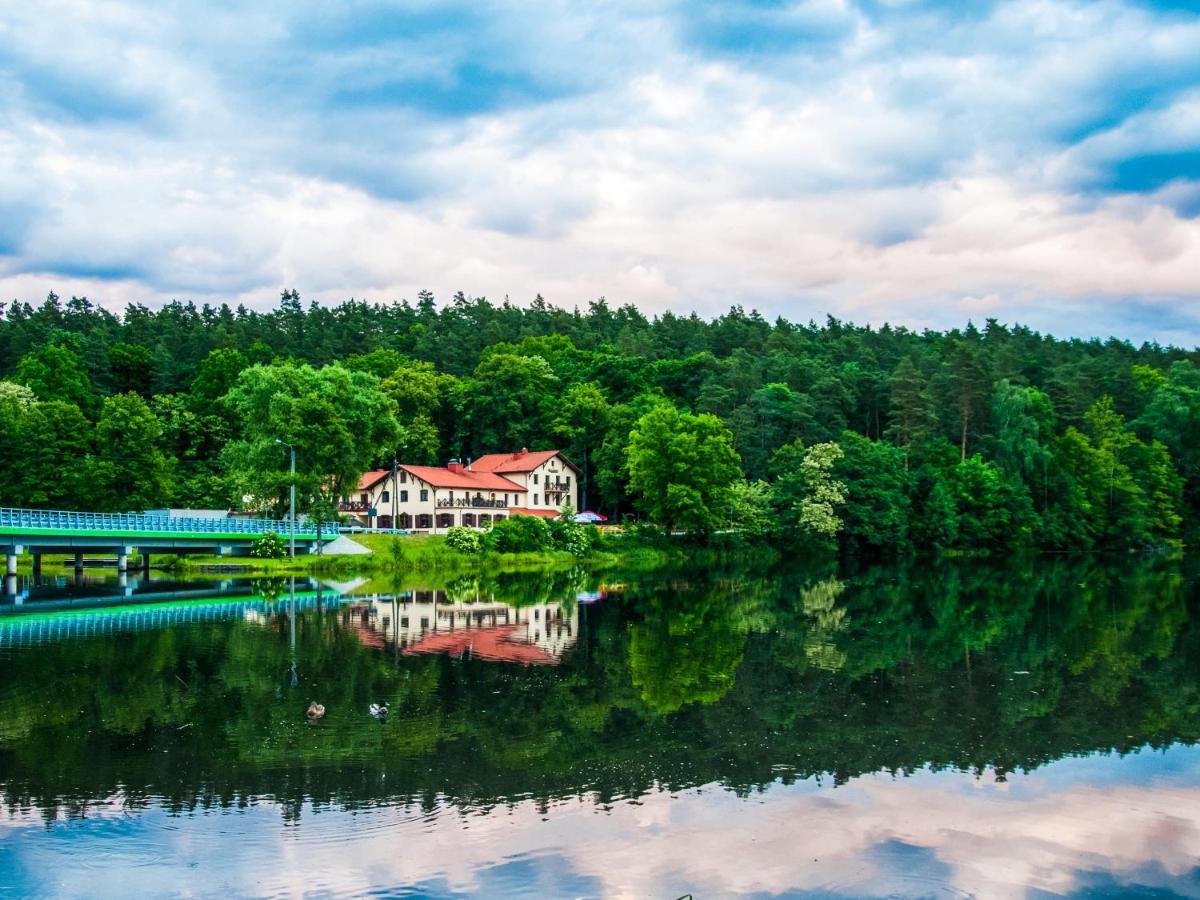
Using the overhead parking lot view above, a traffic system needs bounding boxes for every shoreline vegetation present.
[9,531,679,579]
[3,292,1200,556]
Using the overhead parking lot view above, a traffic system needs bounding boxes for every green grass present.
[10,532,668,578]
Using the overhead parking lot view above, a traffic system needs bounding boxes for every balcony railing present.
[338,500,371,512]
[436,498,508,509]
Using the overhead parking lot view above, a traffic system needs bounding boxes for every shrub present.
[250,531,287,559]
[445,526,482,554]
[481,515,553,553]
[548,518,591,555]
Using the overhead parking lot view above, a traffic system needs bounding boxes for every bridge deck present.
[0,507,333,541]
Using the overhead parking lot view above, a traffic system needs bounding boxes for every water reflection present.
[342,590,577,665]
[0,556,1197,898]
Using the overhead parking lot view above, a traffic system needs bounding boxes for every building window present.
[448,490,454,501]
[533,473,539,484]
[400,490,408,502]
[534,494,539,505]
[420,490,429,502]
[381,490,390,503]
[564,476,570,488]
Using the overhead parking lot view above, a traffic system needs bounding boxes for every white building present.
[340,449,580,533]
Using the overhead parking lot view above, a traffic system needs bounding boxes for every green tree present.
[728,480,774,535]
[947,455,1028,547]
[727,382,812,475]
[222,363,400,520]
[107,342,155,396]
[626,404,742,532]
[84,393,172,511]
[795,442,846,539]
[834,432,910,551]
[886,355,936,471]
[552,382,611,510]
[593,393,671,518]
[189,348,249,408]
[15,342,96,413]
[456,353,556,455]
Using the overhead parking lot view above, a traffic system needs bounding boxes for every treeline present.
[2,289,1199,552]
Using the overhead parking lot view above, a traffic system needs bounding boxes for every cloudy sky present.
[1,1,1198,343]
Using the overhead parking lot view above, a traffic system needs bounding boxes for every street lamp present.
[275,439,296,559]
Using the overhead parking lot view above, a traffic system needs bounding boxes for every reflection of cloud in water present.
[4,747,1199,898]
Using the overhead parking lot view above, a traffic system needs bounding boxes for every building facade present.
[339,449,580,533]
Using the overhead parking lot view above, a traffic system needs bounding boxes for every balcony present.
[436,497,508,509]
[338,500,371,513]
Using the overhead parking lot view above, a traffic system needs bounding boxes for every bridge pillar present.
[3,575,16,598]
[32,554,41,577]
[5,553,17,577]
[117,548,130,573]
[73,552,84,573]
[141,552,151,575]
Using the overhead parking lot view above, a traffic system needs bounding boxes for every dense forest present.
[2,289,1199,553]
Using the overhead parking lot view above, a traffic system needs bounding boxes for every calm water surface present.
[0,559,1198,898]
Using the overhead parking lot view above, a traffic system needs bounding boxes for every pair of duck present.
[305,702,388,720]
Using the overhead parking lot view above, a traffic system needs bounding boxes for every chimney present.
[516,447,528,458]
[466,457,473,472]
[447,458,464,474]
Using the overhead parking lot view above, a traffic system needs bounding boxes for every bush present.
[481,515,553,553]
[250,531,287,559]
[549,518,591,555]
[445,526,482,554]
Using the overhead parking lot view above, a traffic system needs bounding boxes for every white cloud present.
[6,751,1200,897]
[0,0,1198,342]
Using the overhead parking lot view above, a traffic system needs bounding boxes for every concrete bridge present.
[0,507,338,581]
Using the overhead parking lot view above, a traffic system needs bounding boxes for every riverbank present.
[7,529,771,579]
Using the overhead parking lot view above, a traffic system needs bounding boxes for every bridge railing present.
[0,507,338,538]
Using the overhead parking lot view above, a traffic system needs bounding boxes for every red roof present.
[357,469,390,491]
[507,507,560,519]
[470,449,576,474]
[401,465,525,492]
[403,624,560,666]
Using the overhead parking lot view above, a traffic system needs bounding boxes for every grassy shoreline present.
[10,532,669,578]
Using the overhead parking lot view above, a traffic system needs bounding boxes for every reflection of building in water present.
[342,591,577,665]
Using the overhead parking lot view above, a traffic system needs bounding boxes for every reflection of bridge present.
[0,507,337,584]
[0,582,345,648]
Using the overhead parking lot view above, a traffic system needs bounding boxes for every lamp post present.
[275,439,296,559]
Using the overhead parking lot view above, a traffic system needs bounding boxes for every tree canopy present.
[0,289,1197,549]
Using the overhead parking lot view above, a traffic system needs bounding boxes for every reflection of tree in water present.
[0,555,1197,817]
[799,577,846,672]
[628,583,753,714]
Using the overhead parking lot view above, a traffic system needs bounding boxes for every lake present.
[0,557,1198,898]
